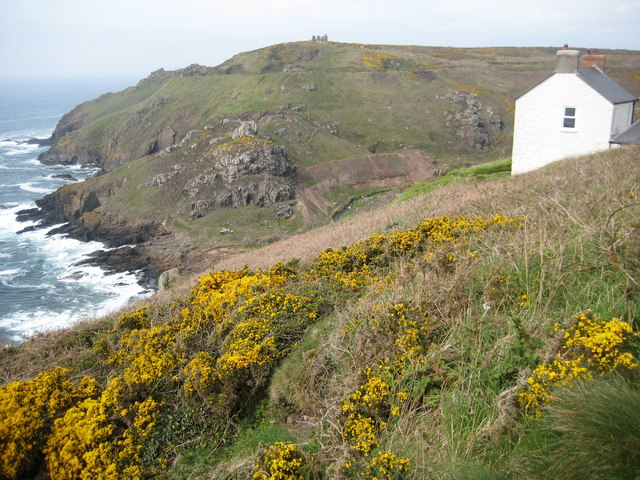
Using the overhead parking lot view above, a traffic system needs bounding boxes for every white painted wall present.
[512,73,614,175]
[611,102,635,137]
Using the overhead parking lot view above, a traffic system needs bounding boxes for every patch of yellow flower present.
[360,450,411,480]
[518,310,638,416]
[339,300,430,473]
[209,136,273,158]
[307,215,522,291]
[0,368,98,479]
[252,442,305,480]
[361,51,392,69]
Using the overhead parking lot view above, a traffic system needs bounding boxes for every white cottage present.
[511,48,637,175]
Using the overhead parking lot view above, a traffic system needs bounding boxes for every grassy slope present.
[1,145,639,479]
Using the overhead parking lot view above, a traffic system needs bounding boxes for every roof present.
[516,67,638,104]
[576,67,637,105]
[611,120,640,144]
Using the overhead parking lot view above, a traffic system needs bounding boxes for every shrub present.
[0,368,98,479]
[517,311,638,416]
[252,442,306,480]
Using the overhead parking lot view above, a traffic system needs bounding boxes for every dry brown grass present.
[211,145,640,273]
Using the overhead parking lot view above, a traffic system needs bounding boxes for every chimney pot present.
[556,49,580,73]
[580,51,606,70]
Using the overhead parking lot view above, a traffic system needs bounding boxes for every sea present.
[0,77,151,345]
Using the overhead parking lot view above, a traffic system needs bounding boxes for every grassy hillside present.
[2,145,639,479]
[35,42,640,269]
[57,43,640,169]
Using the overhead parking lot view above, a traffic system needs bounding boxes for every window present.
[563,107,576,128]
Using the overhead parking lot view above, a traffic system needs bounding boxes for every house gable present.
[511,48,638,175]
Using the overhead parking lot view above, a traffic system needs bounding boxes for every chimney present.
[580,49,606,70]
[556,48,580,73]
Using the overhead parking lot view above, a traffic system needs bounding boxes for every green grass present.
[395,158,512,202]
[509,374,640,480]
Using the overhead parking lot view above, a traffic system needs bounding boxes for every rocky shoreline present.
[15,201,190,290]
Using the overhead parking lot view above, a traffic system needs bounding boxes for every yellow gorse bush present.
[339,301,431,474]
[360,450,411,480]
[307,215,522,291]
[518,310,638,416]
[45,389,163,480]
[1,216,522,478]
[0,368,98,479]
[252,442,305,480]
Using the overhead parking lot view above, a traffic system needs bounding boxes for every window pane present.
[563,117,576,128]
[565,107,576,116]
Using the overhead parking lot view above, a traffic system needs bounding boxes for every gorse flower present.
[360,450,411,479]
[0,368,98,479]
[252,442,305,480]
[518,310,638,416]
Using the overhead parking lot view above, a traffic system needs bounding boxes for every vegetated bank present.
[1,145,639,479]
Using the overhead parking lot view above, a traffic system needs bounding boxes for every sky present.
[1,0,639,80]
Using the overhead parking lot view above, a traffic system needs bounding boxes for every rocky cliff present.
[25,118,298,284]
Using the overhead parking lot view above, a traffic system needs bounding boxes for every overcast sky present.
[1,0,639,80]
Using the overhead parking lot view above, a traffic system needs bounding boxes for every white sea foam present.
[0,272,150,342]
[0,269,21,276]
[0,307,93,342]
[0,234,151,342]
[17,182,51,193]
[2,143,41,156]
[0,203,37,233]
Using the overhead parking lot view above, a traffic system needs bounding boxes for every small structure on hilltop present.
[511,46,638,175]
[311,34,328,43]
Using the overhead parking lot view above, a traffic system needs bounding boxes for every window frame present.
[562,106,576,129]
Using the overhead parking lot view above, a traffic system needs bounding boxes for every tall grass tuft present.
[513,374,640,480]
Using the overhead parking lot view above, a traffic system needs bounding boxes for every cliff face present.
[28,118,298,281]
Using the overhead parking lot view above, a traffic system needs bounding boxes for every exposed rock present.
[213,144,293,182]
[146,172,174,187]
[443,91,504,152]
[158,268,180,291]
[190,200,212,219]
[283,64,306,72]
[273,202,295,219]
[50,174,78,182]
[232,121,258,139]
[24,137,53,146]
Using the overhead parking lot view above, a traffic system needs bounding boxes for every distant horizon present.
[1,40,638,83]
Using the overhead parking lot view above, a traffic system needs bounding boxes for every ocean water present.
[0,77,151,344]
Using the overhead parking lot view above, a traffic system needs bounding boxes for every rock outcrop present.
[21,117,297,285]
[443,91,505,152]
[150,121,296,219]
